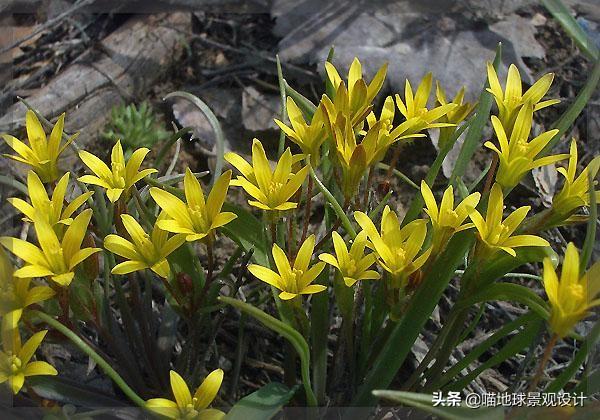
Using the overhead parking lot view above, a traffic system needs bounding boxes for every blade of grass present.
[542,0,599,61]
[163,91,224,186]
[449,44,502,187]
[219,296,317,406]
[580,175,597,271]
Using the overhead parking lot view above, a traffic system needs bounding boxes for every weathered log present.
[0,13,190,161]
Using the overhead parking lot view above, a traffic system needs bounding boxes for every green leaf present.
[221,203,269,266]
[308,164,356,238]
[28,374,128,407]
[457,283,550,320]
[218,296,317,406]
[372,390,504,420]
[352,232,473,406]
[435,312,539,389]
[462,246,552,292]
[542,0,599,61]
[580,174,597,271]
[284,81,317,118]
[449,43,502,187]
[163,91,225,186]
[444,317,543,392]
[225,382,298,420]
[543,60,600,154]
[546,321,600,392]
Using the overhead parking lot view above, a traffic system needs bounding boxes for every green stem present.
[31,310,146,408]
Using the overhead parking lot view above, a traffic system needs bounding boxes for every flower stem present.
[529,333,559,391]
[31,310,146,408]
[301,176,314,243]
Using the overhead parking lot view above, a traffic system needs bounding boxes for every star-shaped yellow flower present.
[421,181,480,255]
[248,235,326,300]
[8,171,93,232]
[543,243,600,338]
[434,82,476,149]
[104,213,186,278]
[485,105,567,190]
[0,329,57,395]
[552,138,600,218]
[324,57,387,126]
[146,369,225,420]
[469,184,549,257]
[2,111,76,183]
[78,140,157,203]
[319,231,380,287]
[487,62,559,134]
[274,97,327,166]
[225,139,308,211]
[354,207,431,289]
[150,169,237,242]
[0,209,101,287]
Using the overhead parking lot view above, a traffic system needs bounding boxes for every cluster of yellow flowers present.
[0,56,598,413]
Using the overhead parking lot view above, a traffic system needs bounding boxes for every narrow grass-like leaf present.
[449,44,502,186]
[28,376,127,408]
[435,312,538,389]
[542,0,599,60]
[276,55,287,158]
[352,232,473,406]
[309,164,356,238]
[546,321,600,392]
[219,296,317,406]
[310,268,330,404]
[285,80,317,117]
[0,175,27,194]
[154,126,194,169]
[163,91,225,186]
[580,175,597,271]
[225,382,298,420]
[543,60,600,154]
[221,203,269,266]
[373,390,504,420]
[442,318,543,392]
[456,283,550,320]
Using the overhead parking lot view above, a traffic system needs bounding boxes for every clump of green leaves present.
[102,102,169,156]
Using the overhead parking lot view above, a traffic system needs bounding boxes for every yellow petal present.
[420,181,438,221]
[294,234,315,273]
[272,244,292,278]
[543,257,559,306]
[206,171,232,220]
[184,167,206,211]
[146,398,180,419]
[112,260,148,275]
[248,265,282,289]
[61,209,93,263]
[79,150,112,180]
[0,237,47,267]
[19,330,47,364]
[150,188,194,227]
[23,361,57,377]
[170,370,192,407]
[125,148,151,183]
[193,368,224,409]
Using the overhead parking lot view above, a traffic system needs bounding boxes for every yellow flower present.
[361,97,426,166]
[325,112,369,200]
[225,139,308,211]
[543,243,600,338]
[0,249,55,328]
[434,82,476,149]
[150,169,237,242]
[274,97,327,166]
[104,213,186,278]
[0,329,57,394]
[469,184,549,257]
[354,207,431,289]
[248,235,326,300]
[552,138,600,218]
[2,111,76,183]
[319,231,380,287]
[78,140,157,203]
[394,73,457,135]
[324,57,387,126]
[420,181,480,254]
[485,105,567,190]
[146,369,225,420]
[486,62,559,134]
[0,209,101,287]
[8,171,93,232]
